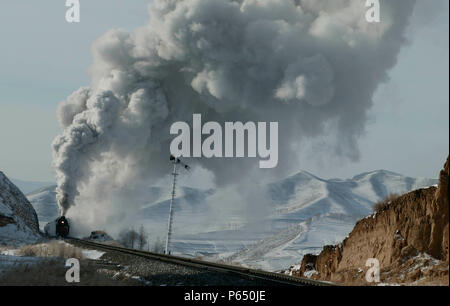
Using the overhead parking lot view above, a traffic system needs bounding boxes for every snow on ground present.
[303,269,319,278]
[81,249,105,260]
[26,170,438,272]
[0,223,41,246]
[225,223,308,271]
[0,240,107,282]
[55,240,105,259]
[0,249,17,256]
[0,240,105,268]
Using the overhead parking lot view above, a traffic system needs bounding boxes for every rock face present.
[295,157,449,285]
[0,171,41,245]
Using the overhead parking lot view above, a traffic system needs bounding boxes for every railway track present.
[66,237,334,286]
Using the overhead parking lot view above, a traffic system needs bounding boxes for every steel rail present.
[66,237,335,286]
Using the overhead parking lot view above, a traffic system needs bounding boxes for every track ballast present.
[66,237,334,286]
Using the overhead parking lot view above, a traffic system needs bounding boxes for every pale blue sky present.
[0,0,448,182]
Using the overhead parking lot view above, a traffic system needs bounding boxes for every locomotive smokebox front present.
[44,216,70,238]
[56,216,70,237]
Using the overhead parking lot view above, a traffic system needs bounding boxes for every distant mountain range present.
[292,157,449,285]
[10,178,54,194]
[26,185,58,230]
[23,170,438,271]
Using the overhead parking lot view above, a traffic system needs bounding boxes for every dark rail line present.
[66,237,335,286]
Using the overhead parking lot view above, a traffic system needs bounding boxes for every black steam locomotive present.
[56,216,70,237]
[44,216,70,238]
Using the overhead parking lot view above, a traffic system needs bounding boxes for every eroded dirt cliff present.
[294,157,449,286]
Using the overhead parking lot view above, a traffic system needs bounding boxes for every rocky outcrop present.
[0,171,41,245]
[433,157,449,261]
[295,157,449,285]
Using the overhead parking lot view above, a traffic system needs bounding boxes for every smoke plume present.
[53,0,416,231]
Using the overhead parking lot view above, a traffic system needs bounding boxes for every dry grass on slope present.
[15,240,84,259]
[373,193,400,213]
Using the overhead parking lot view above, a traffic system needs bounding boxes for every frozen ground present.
[0,240,105,279]
[26,170,437,272]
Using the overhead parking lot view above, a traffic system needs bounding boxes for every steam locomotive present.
[44,216,70,238]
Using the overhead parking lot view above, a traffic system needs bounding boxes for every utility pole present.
[165,155,189,255]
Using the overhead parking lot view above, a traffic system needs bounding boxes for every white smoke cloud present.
[52,0,416,233]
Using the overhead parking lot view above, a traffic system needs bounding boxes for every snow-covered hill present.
[223,170,438,271]
[10,178,54,194]
[26,170,437,271]
[26,185,58,230]
[0,172,41,245]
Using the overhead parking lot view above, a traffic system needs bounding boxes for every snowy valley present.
[24,169,437,272]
